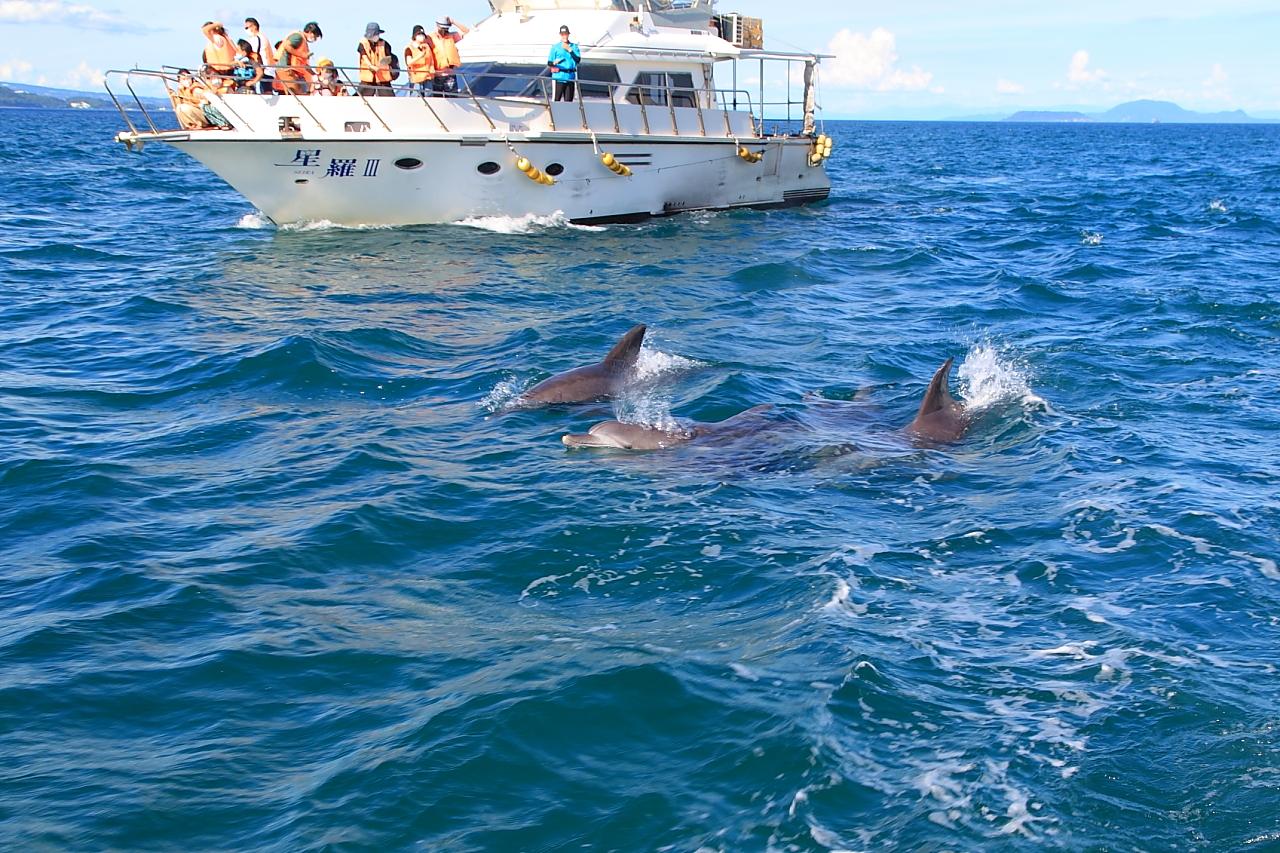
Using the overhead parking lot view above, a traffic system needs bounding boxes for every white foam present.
[957,342,1044,410]
[235,210,269,229]
[1080,230,1103,246]
[478,375,529,413]
[632,344,702,381]
[277,219,395,232]
[1209,199,1228,214]
[454,210,606,233]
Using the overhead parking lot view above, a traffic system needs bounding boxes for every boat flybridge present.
[107,0,833,226]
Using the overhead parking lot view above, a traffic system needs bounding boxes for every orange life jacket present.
[404,41,435,83]
[429,33,460,71]
[204,33,236,72]
[278,31,313,79]
[358,37,392,84]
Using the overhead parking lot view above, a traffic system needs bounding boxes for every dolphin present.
[516,324,647,406]
[906,357,971,442]
[563,404,775,450]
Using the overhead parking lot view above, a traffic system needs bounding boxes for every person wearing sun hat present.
[357,22,395,96]
[427,15,470,96]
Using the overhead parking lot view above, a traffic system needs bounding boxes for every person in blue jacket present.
[547,25,581,102]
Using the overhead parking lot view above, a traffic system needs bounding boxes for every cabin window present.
[394,157,423,170]
[477,161,501,175]
[577,64,621,100]
[626,72,697,108]
[455,63,548,98]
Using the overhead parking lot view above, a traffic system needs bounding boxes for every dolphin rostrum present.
[906,357,971,442]
[562,404,775,450]
[517,324,647,406]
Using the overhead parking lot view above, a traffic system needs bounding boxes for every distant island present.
[1004,99,1269,124]
[0,81,169,110]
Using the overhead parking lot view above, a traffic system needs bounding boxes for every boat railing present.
[106,65,777,140]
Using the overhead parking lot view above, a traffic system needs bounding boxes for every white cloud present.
[0,0,145,32]
[824,27,934,92]
[1067,49,1107,85]
[996,78,1025,95]
[0,58,35,81]
[63,60,104,89]
[1203,63,1228,87]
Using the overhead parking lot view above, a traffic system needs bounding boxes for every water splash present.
[235,211,270,229]
[632,344,702,382]
[479,376,530,413]
[277,219,395,232]
[454,211,606,233]
[1081,230,1103,246]
[957,343,1043,410]
[1208,199,1228,214]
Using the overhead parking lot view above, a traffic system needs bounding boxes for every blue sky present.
[1,0,1276,117]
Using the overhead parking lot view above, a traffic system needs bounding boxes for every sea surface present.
[1,109,1278,851]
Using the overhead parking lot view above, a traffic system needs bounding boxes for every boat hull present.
[171,136,830,226]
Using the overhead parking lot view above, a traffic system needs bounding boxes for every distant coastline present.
[1002,99,1271,124]
[1,82,168,110]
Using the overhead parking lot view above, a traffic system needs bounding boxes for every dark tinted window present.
[456,63,548,98]
[577,64,620,100]
[627,71,697,107]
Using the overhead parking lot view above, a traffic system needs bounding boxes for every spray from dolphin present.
[515,324,648,406]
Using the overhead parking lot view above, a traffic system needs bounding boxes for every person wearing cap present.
[404,25,436,95]
[427,16,469,96]
[314,57,347,96]
[357,22,396,96]
[276,22,323,94]
[547,24,581,102]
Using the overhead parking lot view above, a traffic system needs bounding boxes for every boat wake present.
[455,211,607,234]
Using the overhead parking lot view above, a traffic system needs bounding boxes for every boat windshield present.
[455,63,548,98]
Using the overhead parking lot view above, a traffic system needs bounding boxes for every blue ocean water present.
[1,108,1279,850]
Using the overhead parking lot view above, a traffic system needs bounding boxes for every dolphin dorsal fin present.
[602,324,647,370]
[916,357,956,418]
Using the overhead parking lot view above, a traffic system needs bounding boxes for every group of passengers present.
[173,15,583,129]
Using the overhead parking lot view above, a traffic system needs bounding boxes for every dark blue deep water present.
[2,110,1278,850]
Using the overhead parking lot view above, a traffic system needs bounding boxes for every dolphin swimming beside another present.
[905,357,972,442]
[562,404,775,450]
[516,324,648,406]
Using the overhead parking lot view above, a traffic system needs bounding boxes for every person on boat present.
[313,58,348,96]
[243,17,275,94]
[231,40,264,93]
[171,69,212,129]
[427,16,469,96]
[356,22,396,97]
[547,25,581,102]
[200,21,236,74]
[276,21,323,95]
[403,25,436,95]
[198,65,233,126]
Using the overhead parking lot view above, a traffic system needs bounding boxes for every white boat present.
[106,0,833,226]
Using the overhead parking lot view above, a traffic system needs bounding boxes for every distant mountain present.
[1006,110,1092,123]
[0,81,168,110]
[1001,99,1270,124]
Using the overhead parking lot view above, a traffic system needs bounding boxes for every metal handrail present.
[106,64,778,140]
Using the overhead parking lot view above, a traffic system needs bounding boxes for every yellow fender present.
[516,156,556,185]
[600,151,632,177]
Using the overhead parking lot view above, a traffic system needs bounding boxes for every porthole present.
[545,162,565,176]
[394,157,424,170]
[477,161,500,175]
[294,178,308,184]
